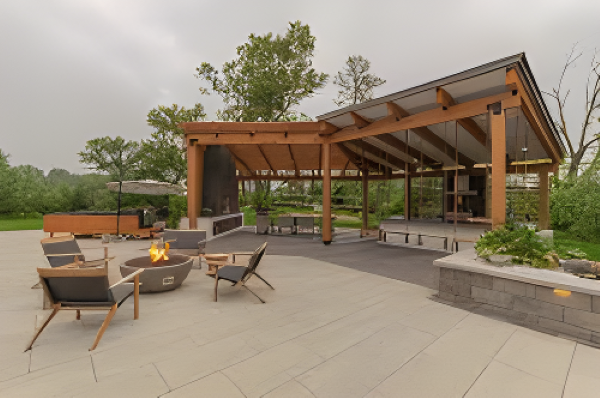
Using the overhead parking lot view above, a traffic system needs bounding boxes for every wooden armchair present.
[26,266,143,351]
[208,242,274,303]
[40,235,113,268]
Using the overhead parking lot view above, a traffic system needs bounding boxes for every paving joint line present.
[561,343,577,397]
[90,355,97,383]
[461,327,517,397]
[152,363,171,393]
[362,309,472,397]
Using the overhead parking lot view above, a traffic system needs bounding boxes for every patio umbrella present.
[106,180,185,235]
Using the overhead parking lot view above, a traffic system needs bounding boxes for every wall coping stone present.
[435,249,600,297]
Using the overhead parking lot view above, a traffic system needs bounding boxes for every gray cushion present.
[46,276,111,303]
[164,230,206,250]
[110,284,135,305]
[217,266,248,282]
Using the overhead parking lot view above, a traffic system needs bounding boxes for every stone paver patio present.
[1,230,600,397]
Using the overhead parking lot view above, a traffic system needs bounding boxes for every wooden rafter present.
[437,87,487,145]
[343,141,404,171]
[319,120,340,135]
[288,145,299,176]
[372,134,437,165]
[336,143,379,171]
[350,112,371,128]
[330,87,516,143]
[256,145,275,172]
[363,136,416,164]
[226,146,253,175]
[386,102,476,167]
[505,69,561,163]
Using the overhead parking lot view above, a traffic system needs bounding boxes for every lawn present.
[0,218,44,231]
[554,231,600,262]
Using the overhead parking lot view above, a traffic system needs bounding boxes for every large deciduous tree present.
[544,47,600,177]
[195,21,328,121]
[78,136,140,234]
[139,103,206,184]
[333,55,386,107]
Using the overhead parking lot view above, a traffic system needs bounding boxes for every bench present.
[451,237,477,252]
[380,230,410,244]
[417,233,448,251]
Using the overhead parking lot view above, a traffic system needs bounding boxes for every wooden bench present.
[417,233,448,251]
[380,230,410,244]
[451,238,477,253]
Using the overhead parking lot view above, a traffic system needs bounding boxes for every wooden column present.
[361,167,369,235]
[186,141,205,230]
[538,164,550,230]
[490,103,506,229]
[322,143,332,244]
[404,163,411,221]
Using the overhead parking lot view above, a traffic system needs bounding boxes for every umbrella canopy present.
[106,180,184,196]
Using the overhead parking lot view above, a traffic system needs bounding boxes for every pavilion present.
[181,53,565,244]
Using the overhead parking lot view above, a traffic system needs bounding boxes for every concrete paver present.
[0,230,599,397]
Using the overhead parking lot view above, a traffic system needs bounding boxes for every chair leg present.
[214,277,219,302]
[134,274,140,320]
[89,304,117,351]
[76,310,81,320]
[253,272,275,290]
[25,306,60,352]
[242,285,265,303]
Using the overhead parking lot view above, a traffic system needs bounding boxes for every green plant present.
[167,195,187,229]
[475,224,555,268]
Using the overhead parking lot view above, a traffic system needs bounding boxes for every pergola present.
[181,53,565,244]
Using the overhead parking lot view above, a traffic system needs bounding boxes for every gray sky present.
[1,0,599,174]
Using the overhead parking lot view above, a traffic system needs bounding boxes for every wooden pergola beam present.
[386,102,476,167]
[256,145,275,173]
[287,145,299,176]
[343,141,405,171]
[336,143,380,172]
[330,87,516,143]
[185,132,326,145]
[350,112,372,128]
[437,88,487,146]
[506,70,561,163]
[362,136,416,164]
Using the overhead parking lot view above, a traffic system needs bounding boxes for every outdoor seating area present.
[2,229,599,397]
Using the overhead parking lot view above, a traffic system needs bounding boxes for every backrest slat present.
[243,242,267,282]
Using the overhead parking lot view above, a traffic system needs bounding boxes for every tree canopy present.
[78,136,140,182]
[138,103,205,184]
[333,55,386,107]
[196,21,328,121]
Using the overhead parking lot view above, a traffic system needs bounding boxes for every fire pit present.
[120,254,193,293]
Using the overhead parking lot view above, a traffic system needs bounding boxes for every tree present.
[0,149,15,213]
[544,47,600,177]
[78,136,140,234]
[196,21,328,122]
[139,103,206,184]
[333,55,386,107]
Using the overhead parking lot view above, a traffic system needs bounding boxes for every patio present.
[1,230,599,397]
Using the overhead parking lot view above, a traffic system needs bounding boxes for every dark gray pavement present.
[205,230,447,290]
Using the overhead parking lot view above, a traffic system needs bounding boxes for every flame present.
[149,242,170,262]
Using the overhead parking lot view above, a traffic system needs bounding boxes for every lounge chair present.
[40,235,112,268]
[208,242,274,303]
[163,229,206,268]
[26,266,143,351]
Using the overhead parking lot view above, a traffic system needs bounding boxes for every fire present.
[149,242,170,262]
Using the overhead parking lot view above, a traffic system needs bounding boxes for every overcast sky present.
[1,0,599,174]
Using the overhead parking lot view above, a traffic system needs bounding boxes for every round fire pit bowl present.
[120,254,193,293]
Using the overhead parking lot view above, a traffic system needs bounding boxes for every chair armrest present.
[110,269,144,289]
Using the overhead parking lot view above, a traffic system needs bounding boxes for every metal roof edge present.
[317,53,524,120]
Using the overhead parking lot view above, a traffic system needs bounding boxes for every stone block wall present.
[439,267,600,343]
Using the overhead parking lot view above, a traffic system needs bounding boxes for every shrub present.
[167,195,187,229]
[475,224,555,268]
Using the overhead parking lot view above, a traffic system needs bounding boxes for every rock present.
[489,255,513,263]
[563,260,598,275]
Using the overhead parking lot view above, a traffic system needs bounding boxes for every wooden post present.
[134,273,140,320]
[322,143,332,244]
[404,162,411,221]
[361,167,369,236]
[538,164,550,230]
[490,103,506,229]
[186,141,204,230]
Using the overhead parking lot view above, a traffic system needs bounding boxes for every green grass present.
[554,231,600,262]
[0,218,44,231]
